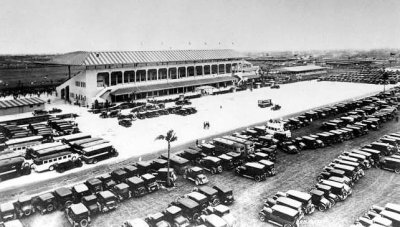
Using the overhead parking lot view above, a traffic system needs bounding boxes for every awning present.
[0,97,45,109]
[110,76,237,96]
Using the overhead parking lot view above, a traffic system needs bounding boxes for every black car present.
[235,162,266,181]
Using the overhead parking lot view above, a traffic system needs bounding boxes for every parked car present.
[213,185,234,205]
[141,173,160,193]
[65,203,91,227]
[309,189,331,211]
[183,167,209,185]
[33,193,57,215]
[235,162,266,181]
[126,176,148,197]
[97,190,118,212]
[53,187,74,210]
[81,195,100,216]
[379,157,400,173]
[163,206,190,227]
[14,196,35,218]
[197,156,223,174]
[259,204,302,227]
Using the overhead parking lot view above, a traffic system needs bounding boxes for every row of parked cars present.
[351,202,400,227]
[319,69,398,85]
[259,190,316,227]
[122,184,235,227]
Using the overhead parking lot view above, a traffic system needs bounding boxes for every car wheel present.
[318,204,326,211]
[47,204,54,212]
[212,198,220,206]
[80,219,89,227]
[259,213,266,222]
[93,159,98,164]
[395,169,400,174]
[65,201,72,208]
[329,199,336,206]
[24,209,32,216]
[283,224,293,227]
[49,165,54,171]
[195,180,199,185]
[255,176,261,182]
[211,168,216,174]
[217,166,223,173]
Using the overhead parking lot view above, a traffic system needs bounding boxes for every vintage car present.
[33,193,57,215]
[53,187,74,210]
[65,203,91,227]
[183,167,209,185]
[97,190,118,212]
[197,156,223,174]
[213,185,234,205]
[259,205,302,227]
[309,189,331,211]
[126,176,148,197]
[235,162,266,181]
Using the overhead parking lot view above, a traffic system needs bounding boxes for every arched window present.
[196,66,203,76]
[204,65,211,75]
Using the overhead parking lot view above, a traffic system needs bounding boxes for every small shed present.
[0,97,45,116]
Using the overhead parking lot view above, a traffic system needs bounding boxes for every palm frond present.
[155,134,165,141]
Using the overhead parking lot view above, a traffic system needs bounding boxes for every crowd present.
[0,86,56,99]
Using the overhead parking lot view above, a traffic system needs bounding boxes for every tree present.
[155,130,178,187]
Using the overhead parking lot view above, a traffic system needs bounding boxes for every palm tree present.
[155,130,177,187]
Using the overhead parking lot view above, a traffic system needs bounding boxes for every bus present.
[4,136,43,153]
[69,137,102,149]
[223,135,254,154]
[31,151,80,172]
[212,138,245,155]
[79,140,109,149]
[31,144,72,159]
[26,142,63,159]
[53,133,91,143]
[80,143,118,164]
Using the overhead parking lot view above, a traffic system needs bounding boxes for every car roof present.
[214,204,230,214]
[0,202,14,212]
[205,214,227,227]
[385,203,400,212]
[87,178,102,185]
[276,197,302,208]
[141,173,155,180]
[178,198,199,209]
[204,156,221,162]
[39,192,54,200]
[70,203,89,215]
[213,185,232,193]
[271,204,298,217]
[310,189,324,196]
[124,218,149,227]
[3,220,24,227]
[218,154,232,160]
[191,166,203,172]
[83,194,97,201]
[158,168,175,173]
[245,162,264,169]
[372,216,393,226]
[259,160,274,166]
[286,190,311,200]
[199,186,218,195]
[73,184,89,193]
[187,192,207,201]
[115,183,129,190]
[166,205,181,214]
[98,190,115,199]
[127,176,144,184]
[54,187,73,197]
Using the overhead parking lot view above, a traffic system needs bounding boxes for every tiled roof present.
[0,97,45,109]
[49,49,245,66]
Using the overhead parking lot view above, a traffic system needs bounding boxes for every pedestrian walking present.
[196,139,199,146]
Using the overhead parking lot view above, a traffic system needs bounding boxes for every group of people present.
[0,86,56,100]
[203,121,210,129]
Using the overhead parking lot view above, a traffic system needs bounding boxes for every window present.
[226,64,232,73]
[148,69,157,81]
[196,66,203,76]
[218,64,225,74]
[75,81,80,87]
[80,82,86,87]
[136,70,146,82]
[58,157,62,160]
[169,68,177,79]
[212,65,218,74]
[44,160,48,164]
[111,71,122,85]
[49,159,53,163]
[124,71,135,83]
[97,72,109,87]
[68,155,71,158]
[159,68,167,80]
[178,67,186,78]
[187,66,195,77]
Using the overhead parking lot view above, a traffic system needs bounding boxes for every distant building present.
[51,49,256,106]
[0,97,45,116]
[324,59,373,69]
[277,65,327,80]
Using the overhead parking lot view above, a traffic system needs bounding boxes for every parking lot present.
[11,105,400,227]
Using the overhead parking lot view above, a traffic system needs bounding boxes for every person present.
[196,139,199,146]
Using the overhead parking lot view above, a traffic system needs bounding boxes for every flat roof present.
[48,49,246,66]
[280,65,326,72]
[110,76,237,96]
[0,97,45,109]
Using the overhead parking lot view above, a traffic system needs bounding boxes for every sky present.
[0,0,399,54]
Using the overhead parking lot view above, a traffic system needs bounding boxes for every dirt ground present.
[5,108,399,227]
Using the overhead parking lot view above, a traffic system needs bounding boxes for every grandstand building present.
[52,49,257,106]
[277,65,327,80]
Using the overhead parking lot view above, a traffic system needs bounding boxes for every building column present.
[122,71,124,84]
[109,74,111,86]
[145,70,148,82]
[156,68,159,80]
